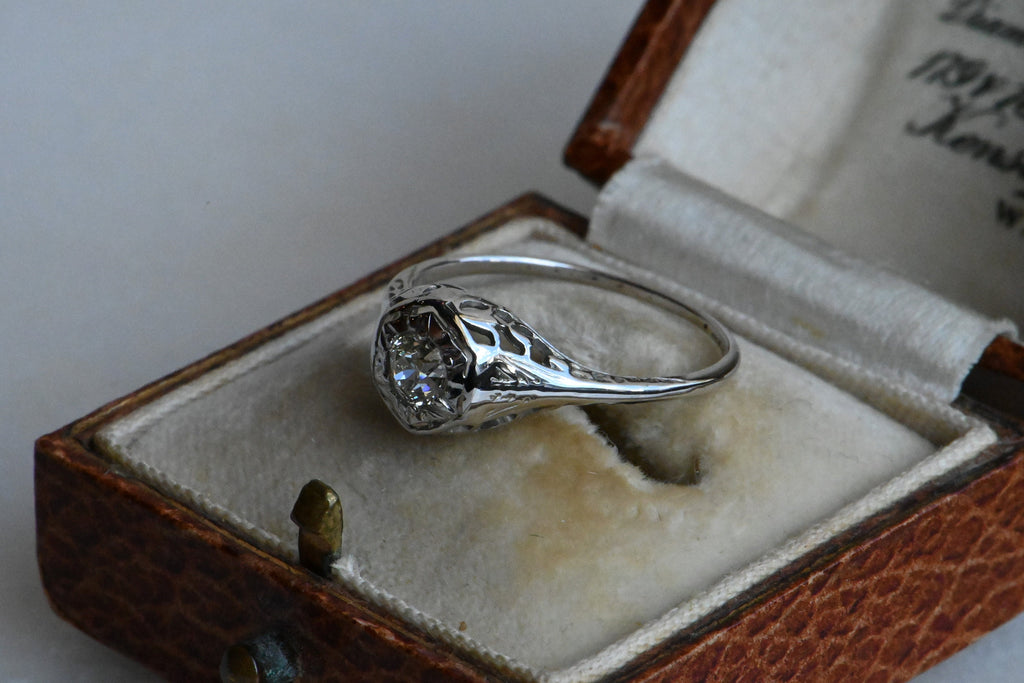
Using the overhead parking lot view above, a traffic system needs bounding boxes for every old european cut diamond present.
[372,304,470,432]
[387,332,448,409]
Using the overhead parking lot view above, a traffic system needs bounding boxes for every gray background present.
[1,3,1018,680]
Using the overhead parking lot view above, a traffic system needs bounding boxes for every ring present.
[371,255,739,434]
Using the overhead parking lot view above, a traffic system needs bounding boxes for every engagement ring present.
[371,255,738,434]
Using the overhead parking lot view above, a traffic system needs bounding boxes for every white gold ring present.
[371,255,739,434]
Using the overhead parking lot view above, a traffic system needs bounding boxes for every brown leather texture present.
[37,406,1024,683]
[980,336,1024,385]
[36,433,501,682]
[563,0,717,185]
[612,421,1024,682]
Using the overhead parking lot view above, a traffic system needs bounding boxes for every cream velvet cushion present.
[96,219,990,679]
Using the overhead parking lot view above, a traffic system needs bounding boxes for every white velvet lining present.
[96,218,995,680]
[634,0,1024,329]
[590,158,1013,405]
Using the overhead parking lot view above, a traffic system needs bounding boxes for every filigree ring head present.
[371,255,739,434]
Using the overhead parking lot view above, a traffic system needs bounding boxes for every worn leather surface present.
[38,427,1024,682]
[612,439,1024,682]
[35,433,501,683]
[565,0,717,185]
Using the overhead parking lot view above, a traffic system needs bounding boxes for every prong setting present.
[370,256,739,435]
[372,298,471,432]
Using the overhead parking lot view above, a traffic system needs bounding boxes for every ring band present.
[371,255,739,434]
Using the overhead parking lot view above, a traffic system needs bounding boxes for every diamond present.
[387,332,448,409]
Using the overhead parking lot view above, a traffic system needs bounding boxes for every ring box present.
[36,1,1024,681]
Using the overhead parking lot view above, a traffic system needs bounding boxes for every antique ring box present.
[36,1,1024,681]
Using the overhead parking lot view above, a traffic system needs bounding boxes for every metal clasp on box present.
[219,480,344,683]
[290,479,344,577]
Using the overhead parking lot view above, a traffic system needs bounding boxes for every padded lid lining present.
[633,0,1024,328]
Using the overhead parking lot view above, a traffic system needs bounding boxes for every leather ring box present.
[36,1,1024,681]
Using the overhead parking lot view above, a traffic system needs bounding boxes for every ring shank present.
[394,255,739,396]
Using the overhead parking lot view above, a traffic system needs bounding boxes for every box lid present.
[565,0,1024,409]
[564,0,716,185]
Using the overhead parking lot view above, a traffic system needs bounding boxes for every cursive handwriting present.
[940,0,1024,50]
[905,48,1024,232]
[906,50,1024,178]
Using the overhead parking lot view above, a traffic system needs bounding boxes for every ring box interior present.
[36,1,1024,681]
